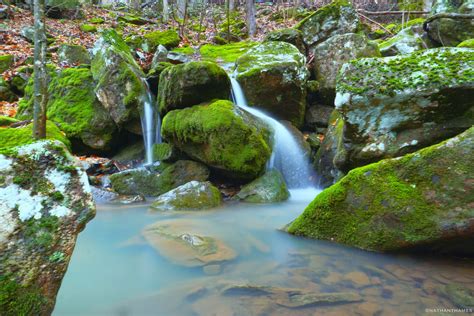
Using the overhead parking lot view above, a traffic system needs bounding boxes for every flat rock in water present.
[142,219,236,267]
[280,291,363,308]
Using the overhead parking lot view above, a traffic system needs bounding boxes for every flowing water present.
[230,76,316,189]
[54,195,474,315]
[140,79,161,165]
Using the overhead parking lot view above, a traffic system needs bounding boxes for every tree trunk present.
[163,0,169,22]
[246,0,256,37]
[177,0,185,19]
[229,0,235,11]
[33,0,48,139]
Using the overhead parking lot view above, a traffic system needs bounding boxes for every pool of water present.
[54,189,474,315]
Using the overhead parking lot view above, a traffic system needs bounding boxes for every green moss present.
[0,121,71,151]
[171,46,195,55]
[0,116,18,127]
[23,215,60,249]
[296,0,350,29]
[89,17,105,24]
[80,24,97,33]
[144,29,180,50]
[0,275,46,316]
[0,54,14,73]
[117,14,148,25]
[199,41,257,64]
[458,39,474,48]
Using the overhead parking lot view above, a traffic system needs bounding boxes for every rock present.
[150,181,221,211]
[144,29,180,51]
[235,41,309,127]
[91,29,148,135]
[80,24,97,33]
[142,219,237,267]
[166,51,191,64]
[152,142,181,163]
[162,100,272,181]
[313,110,346,187]
[0,140,95,315]
[344,271,371,287]
[150,45,169,67]
[0,121,71,151]
[9,66,33,96]
[0,54,13,73]
[311,33,380,102]
[442,283,474,309]
[305,104,334,130]
[295,0,360,48]
[288,127,474,255]
[379,25,434,56]
[91,186,119,203]
[16,67,117,152]
[112,141,145,163]
[427,0,474,47]
[118,14,148,25]
[0,77,16,102]
[335,48,474,171]
[147,61,173,95]
[46,0,82,19]
[109,160,209,196]
[157,61,230,115]
[264,28,305,53]
[278,292,363,308]
[235,169,289,203]
[112,194,145,204]
[458,38,474,48]
[57,44,90,65]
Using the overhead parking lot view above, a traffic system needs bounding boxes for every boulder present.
[264,28,305,53]
[311,33,380,102]
[9,66,33,96]
[109,160,209,196]
[288,127,474,255]
[17,67,117,151]
[235,169,289,203]
[91,29,148,134]
[0,54,13,73]
[0,77,16,102]
[147,61,173,95]
[442,283,474,309]
[235,41,309,128]
[117,14,148,25]
[112,142,145,163]
[379,25,435,56]
[304,103,334,130]
[150,181,222,211]
[157,61,230,115]
[161,100,272,181]
[335,47,474,171]
[144,29,180,51]
[46,0,82,19]
[0,140,95,315]
[152,142,182,163]
[426,0,474,47]
[458,38,474,48]
[57,44,90,65]
[295,0,360,48]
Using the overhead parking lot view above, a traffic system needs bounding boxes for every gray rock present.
[57,44,91,65]
[235,169,289,203]
[305,104,334,130]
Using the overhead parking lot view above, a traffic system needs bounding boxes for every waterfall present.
[230,75,317,189]
[140,79,161,165]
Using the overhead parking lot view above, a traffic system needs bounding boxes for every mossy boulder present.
[295,0,360,48]
[235,169,290,203]
[117,14,148,25]
[378,25,435,57]
[147,61,173,95]
[79,24,97,33]
[157,61,231,115]
[9,66,33,96]
[57,44,90,65]
[427,0,474,47]
[152,142,182,162]
[0,54,13,73]
[109,160,209,196]
[457,38,474,48]
[288,127,474,255]
[335,47,474,171]
[0,77,16,102]
[264,28,305,53]
[150,181,222,211]
[311,33,380,102]
[313,110,346,188]
[198,41,257,63]
[144,29,180,51]
[0,140,95,315]
[112,142,144,163]
[91,29,148,135]
[17,67,116,151]
[0,121,71,151]
[235,41,309,128]
[161,100,272,180]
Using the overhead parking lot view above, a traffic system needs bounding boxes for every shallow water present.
[54,190,474,316]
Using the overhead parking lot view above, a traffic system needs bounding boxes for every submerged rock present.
[150,181,222,211]
[142,219,237,267]
[157,61,230,115]
[288,127,474,255]
[279,292,363,308]
[235,169,289,203]
[235,41,309,127]
[442,283,474,309]
[0,140,95,315]
[295,0,360,48]
[335,47,474,171]
[162,100,272,181]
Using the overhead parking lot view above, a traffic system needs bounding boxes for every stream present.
[54,189,474,315]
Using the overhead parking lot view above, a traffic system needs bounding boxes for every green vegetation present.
[458,39,474,48]
[144,29,180,50]
[0,54,14,73]
[0,275,46,316]
[79,24,97,32]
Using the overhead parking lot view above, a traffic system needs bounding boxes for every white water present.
[140,79,161,165]
[230,76,317,189]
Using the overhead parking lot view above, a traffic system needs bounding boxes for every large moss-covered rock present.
[16,68,116,151]
[235,169,289,203]
[0,54,14,73]
[144,29,180,51]
[157,61,230,115]
[0,77,16,102]
[235,41,309,128]
[162,100,272,180]
[150,181,222,211]
[426,0,474,47]
[264,28,305,53]
[311,33,380,102]
[295,0,360,48]
[335,47,474,171]
[57,44,90,65]
[0,121,71,151]
[288,127,474,255]
[109,160,209,196]
[379,25,435,57]
[91,29,148,134]
[0,140,95,315]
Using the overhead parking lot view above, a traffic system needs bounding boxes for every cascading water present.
[230,75,317,190]
[140,79,161,165]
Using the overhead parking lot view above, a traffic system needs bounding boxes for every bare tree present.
[163,0,169,22]
[33,0,48,139]
[246,0,256,37]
